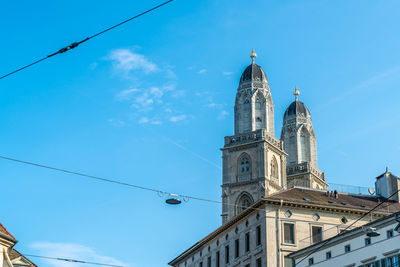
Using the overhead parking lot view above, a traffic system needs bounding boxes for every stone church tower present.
[221,50,287,223]
[280,87,327,189]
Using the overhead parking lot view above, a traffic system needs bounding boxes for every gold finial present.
[250,48,257,63]
[293,86,300,101]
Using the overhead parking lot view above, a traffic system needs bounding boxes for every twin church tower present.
[221,49,327,223]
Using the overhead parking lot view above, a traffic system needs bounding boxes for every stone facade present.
[168,50,400,267]
[168,188,399,267]
[280,89,327,190]
[221,52,286,223]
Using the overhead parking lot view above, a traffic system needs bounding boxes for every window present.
[271,156,278,180]
[245,232,250,252]
[365,237,371,246]
[207,257,211,267]
[238,155,251,181]
[256,225,261,246]
[225,245,229,264]
[312,226,322,243]
[245,264,250,267]
[326,251,331,259]
[236,193,253,215]
[344,244,351,253]
[235,239,239,258]
[284,256,294,267]
[308,258,314,265]
[256,258,262,267]
[199,262,203,267]
[285,210,292,217]
[387,230,394,238]
[387,255,400,267]
[284,223,295,244]
[216,251,220,267]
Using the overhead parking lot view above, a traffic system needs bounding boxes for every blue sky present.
[1,0,400,266]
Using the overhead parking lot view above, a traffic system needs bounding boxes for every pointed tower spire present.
[250,48,257,64]
[293,86,300,101]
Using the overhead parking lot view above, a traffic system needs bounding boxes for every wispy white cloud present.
[108,119,126,127]
[170,115,187,122]
[197,69,207,74]
[217,110,229,120]
[116,88,140,100]
[223,71,233,76]
[138,117,162,125]
[324,65,400,106]
[30,242,129,267]
[107,49,159,74]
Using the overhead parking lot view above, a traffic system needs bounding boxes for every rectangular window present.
[387,255,400,267]
[312,226,322,243]
[245,232,250,252]
[284,223,295,244]
[256,258,262,267]
[284,256,294,267]
[199,262,203,267]
[235,239,239,258]
[225,245,229,264]
[365,237,371,246]
[308,258,314,265]
[387,230,394,238]
[256,225,261,246]
[344,244,351,253]
[207,256,211,267]
[245,264,250,267]
[216,251,220,267]
[326,251,332,259]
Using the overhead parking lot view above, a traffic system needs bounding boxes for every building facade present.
[168,50,400,267]
[0,223,36,267]
[169,188,400,267]
[289,211,400,267]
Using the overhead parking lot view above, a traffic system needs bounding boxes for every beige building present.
[169,188,400,267]
[168,50,400,267]
[0,223,36,267]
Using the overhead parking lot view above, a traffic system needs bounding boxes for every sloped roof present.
[0,222,16,241]
[267,187,400,213]
[9,249,38,267]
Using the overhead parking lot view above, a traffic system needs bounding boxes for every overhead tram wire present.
[22,254,124,267]
[0,0,174,80]
[0,154,396,217]
[1,154,397,233]
[296,187,400,265]
[3,154,399,257]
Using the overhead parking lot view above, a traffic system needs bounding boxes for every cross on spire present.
[250,48,257,64]
[293,86,300,101]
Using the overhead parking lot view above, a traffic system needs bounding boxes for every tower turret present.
[234,49,274,135]
[280,87,327,189]
[221,50,287,223]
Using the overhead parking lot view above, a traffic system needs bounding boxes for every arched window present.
[238,154,251,182]
[255,96,264,130]
[236,193,254,215]
[300,128,310,163]
[271,156,278,181]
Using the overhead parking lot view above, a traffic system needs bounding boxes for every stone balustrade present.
[224,129,283,150]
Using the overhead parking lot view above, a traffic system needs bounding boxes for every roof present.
[240,63,267,83]
[289,209,400,258]
[0,222,17,241]
[9,249,38,267]
[267,187,400,213]
[168,187,400,265]
[284,100,310,119]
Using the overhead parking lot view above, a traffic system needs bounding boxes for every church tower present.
[280,87,327,189]
[221,50,287,223]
